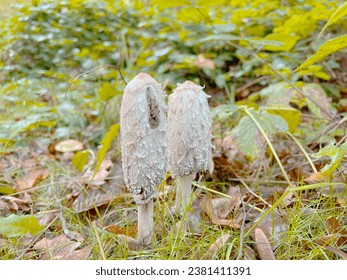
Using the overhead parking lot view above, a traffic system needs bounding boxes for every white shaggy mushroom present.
[120,73,167,246]
[168,81,212,214]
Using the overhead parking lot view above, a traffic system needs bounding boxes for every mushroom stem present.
[137,199,154,246]
[175,175,193,214]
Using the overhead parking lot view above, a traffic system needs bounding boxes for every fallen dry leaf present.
[254,228,276,260]
[200,187,242,228]
[34,233,90,260]
[323,245,347,260]
[105,224,137,237]
[305,172,329,184]
[54,139,84,152]
[282,187,294,207]
[326,216,347,246]
[73,183,123,213]
[203,234,230,260]
[200,191,241,229]
[82,158,114,185]
[16,168,50,191]
[243,246,257,260]
[116,235,142,251]
[194,54,215,69]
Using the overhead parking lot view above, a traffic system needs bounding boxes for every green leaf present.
[72,150,90,172]
[234,115,264,160]
[266,107,301,133]
[312,142,347,176]
[233,111,288,160]
[0,214,44,237]
[295,35,347,71]
[320,2,347,36]
[302,83,331,118]
[94,124,120,176]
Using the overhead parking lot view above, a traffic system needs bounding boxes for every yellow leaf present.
[72,150,90,172]
[263,33,300,52]
[197,0,228,6]
[320,2,347,36]
[94,124,120,176]
[266,107,301,133]
[98,82,117,101]
[295,35,347,71]
[150,0,190,9]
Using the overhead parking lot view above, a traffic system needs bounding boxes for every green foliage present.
[0,214,44,237]
[233,110,288,160]
[0,0,343,88]
[94,123,120,175]
[295,35,347,71]
[265,107,301,133]
[320,2,347,36]
[312,142,347,176]
[296,2,347,71]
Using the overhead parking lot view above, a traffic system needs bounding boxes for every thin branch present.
[236,76,268,93]
[65,64,127,96]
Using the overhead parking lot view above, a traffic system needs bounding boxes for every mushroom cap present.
[167,81,212,178]
[120,73,167,203]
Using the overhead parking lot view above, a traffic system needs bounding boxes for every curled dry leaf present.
[82,158,114,185]
[202,234,230,260]
[200,187,242,229]
[254,228,276,260]
[54,139,84,152]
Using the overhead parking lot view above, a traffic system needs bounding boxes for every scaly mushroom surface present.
[120,72,167,246]
[167,81,212,214]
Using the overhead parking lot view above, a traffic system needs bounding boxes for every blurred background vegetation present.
[0,0,346,149]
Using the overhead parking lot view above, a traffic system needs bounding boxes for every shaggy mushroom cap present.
[120,73,167,204]
[167,81,212,178]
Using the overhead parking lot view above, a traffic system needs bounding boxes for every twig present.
[65,64,127,96]
[236,76,268,93]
